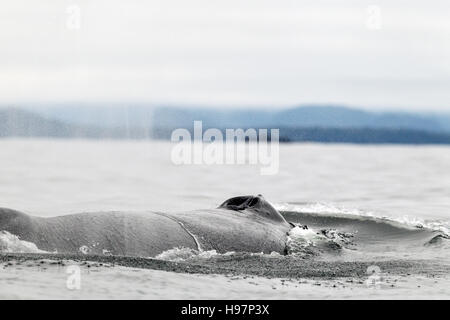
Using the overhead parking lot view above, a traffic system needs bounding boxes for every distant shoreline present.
[2,107,450,144]
[2,131,450,145]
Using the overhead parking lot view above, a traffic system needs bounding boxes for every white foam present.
[286,224,357,256]
[154,247,229,262]
[79,245,90,255]
[155,247,285,261]
[275,202,367,216]
[0,230,46,253]
[286,226,322,255]
[276,202,450,236]
[287,226,318,246]
[388,215,450,236]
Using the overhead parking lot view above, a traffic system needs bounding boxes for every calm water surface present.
[0,139,448,225]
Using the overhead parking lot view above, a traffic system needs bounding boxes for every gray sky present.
[1,0,449,111]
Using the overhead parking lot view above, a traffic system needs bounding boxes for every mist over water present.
[0,138,448,225]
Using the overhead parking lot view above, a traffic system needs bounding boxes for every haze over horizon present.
[1,0,449,112]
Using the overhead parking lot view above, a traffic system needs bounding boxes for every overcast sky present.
[1,0,449,111]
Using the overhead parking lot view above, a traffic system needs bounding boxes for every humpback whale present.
[0,195,292,257]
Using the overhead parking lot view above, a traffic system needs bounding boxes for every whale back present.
[166,195,292,254]
[0,208,35,237]
[34,212,199,256]
[1,196,292,256]
[1,209,198,257]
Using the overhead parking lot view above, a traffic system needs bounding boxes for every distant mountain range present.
[23,104,450,132]
[151,106,450,133]
[1,105,450,144]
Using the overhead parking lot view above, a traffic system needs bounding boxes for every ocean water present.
[0,138,449,278]
[0,138,448,224]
